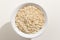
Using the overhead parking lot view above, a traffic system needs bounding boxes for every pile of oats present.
[15,5,45,34]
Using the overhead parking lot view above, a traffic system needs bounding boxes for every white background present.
[0,0,60,40]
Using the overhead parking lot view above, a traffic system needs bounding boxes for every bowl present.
[10,3,47,38]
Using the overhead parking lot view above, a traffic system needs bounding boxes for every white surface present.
[0,0,60,40]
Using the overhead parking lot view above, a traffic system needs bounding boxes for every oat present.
[15,5,45,34]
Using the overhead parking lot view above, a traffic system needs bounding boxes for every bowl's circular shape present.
[10,3,47,38]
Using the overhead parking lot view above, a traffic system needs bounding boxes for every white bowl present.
[10,3,47,38]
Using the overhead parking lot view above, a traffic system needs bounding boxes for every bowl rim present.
[10,3,48,38]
